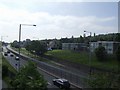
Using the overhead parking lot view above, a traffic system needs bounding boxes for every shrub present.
[116,45,120,63]
[95,46,108,61]
[11,61,47,89]
[87,71,120,88]
[2,65,8,77]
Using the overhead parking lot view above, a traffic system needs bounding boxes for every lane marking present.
[47,82,51,85]
[51,61,65,67]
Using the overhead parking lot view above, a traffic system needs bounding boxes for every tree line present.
[10,33,120,88]
[11,33,120,55]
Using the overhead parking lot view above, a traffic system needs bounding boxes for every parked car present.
[4,52,8,56]
[53,78,70,89]
[15,56,19,60]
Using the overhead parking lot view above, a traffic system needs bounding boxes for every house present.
[90,41,120,54]
[47,39,60,50]
[62,43,88,51]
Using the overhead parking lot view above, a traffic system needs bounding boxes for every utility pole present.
[18,24,36,71]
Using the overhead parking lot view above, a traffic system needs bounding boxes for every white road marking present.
[47,82,51,85]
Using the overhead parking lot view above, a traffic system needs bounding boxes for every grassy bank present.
[12,47,39,59]
[11,47,51,63]
[11,47,119,71]
[2,56,17,74]
[2,55,17,88]
[46,50,119,71]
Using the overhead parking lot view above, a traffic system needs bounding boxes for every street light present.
[18,24,36,71]
[84,30,92,75]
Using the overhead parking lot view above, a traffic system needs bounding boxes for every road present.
[6,45,86,88]
[3,46,27,70]
[2,46,63,89]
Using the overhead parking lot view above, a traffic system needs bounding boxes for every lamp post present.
[18,24,36,71]
[84,30,92,75]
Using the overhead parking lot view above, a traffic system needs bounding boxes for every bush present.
[11,61,47,89]
[2,65,8,77]
[87,72,120,88]
[116,45,120,63]
[25,41,47,56]
[95,46,108,61]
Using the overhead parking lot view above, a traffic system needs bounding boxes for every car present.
[53,78,70,89]
[15,56,19,60]
[10,54,14,57]
[7,50,10,53]
[4,52,8,56]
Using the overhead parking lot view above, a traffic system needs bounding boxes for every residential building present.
[47,39,60,50]
[62,43,87,51]
[90,41,120,54]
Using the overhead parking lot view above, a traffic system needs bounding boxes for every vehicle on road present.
[4,52,8,56]
[10,54,14,57]
[7,50,10,53]
[15,56,19,60]
[53,78,70,89]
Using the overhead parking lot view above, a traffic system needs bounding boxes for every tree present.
[115,33,120,42]
[70,35,74,43]
[11,61,47,89]
[95,46,108,61]
[79,35,84,43]
[116,45,120,62]
[25,44,30,51]
[11,40,19,48]
[25,40,47,56]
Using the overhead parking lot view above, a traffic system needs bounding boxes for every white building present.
[47,39,60,49]
[62,43,87,51]
[90,41,120,54]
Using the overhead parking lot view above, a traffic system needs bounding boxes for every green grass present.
[11,47,50,62]
[12,47,38,59]
[2,56,17,74]
[11,47,119,71]
[2,55,17,88]
[46,50,90,64]
[46,50,119,71]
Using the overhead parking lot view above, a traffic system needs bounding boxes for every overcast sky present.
[0,0,119,42]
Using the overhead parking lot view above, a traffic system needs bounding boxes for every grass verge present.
[11,47,119,71]
[46,50,119,71]
[2,55,17,88]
